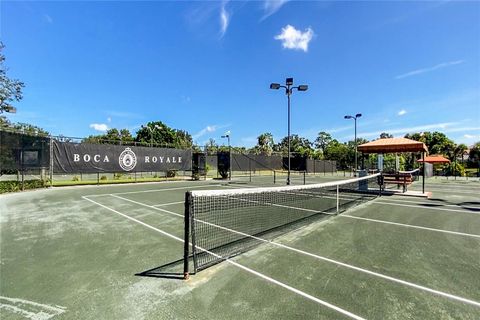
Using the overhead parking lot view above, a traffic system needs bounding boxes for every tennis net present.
[183,173,381,278]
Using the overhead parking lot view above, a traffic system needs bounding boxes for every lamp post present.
[142,124,160,147]
[221,131,231,180]
[344,113,362,176]
[270,78,308,185]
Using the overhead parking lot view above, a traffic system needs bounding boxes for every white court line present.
[340,215,480,239]
[0,296,66,320]
[84,184,221,197]
[109,194,480,308]
[377,197,480,210]
[374,201,480,215]
[153,201,185,207]
[82,195,365,320]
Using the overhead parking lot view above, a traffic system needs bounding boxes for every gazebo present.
[358,137,429,194]
[417,154,451,178]
[416,155,450,164]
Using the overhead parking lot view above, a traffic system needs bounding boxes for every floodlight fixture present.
[355,113,362,118]
[286,78,294,85]
[270,83,281,90]
[297,85,308,91]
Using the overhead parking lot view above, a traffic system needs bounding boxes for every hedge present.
[0,180,49,194]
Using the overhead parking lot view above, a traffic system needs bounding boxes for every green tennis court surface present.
[1,177,479,319]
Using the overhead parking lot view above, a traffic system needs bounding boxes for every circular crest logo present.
[119,148,137,171]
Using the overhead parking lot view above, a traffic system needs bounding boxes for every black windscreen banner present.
[53,141,192,173]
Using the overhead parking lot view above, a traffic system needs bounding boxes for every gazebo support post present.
[422,152,425,194]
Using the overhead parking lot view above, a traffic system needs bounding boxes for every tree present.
[119,129,134,143]
[254,132,274,155]
[405,131,455,155]
[83,128,133,144]
[467,142,480,169]
[135,121,193,148]
[380,132,393,139]
[0,43,25,113]
[314,131,332,155]
[323,139,350,169]
[274,134,313,157]
[205,138,218,154]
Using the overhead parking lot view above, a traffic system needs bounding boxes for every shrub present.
[218,166,229,179]
[167,170,176,178]
[100,175,108,181]
[443,162,466,176]
[113,173,123,180]
[72,176,80,181]
[0,179,47,194]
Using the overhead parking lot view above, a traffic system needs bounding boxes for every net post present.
[336,184,339,213]
[183,192,192,280]
[274,170,276,184]
[303,171,306,185]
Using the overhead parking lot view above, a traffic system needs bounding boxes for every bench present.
[382,173,414,192]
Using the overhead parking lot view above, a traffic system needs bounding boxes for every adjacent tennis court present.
[1,176,479,319]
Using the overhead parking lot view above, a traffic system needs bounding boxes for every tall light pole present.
[270,78,308,185]
[142,124,160,147]
[221,131,231,180]
[344,113,362,176]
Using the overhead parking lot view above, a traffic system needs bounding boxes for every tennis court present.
[1,176,479,319]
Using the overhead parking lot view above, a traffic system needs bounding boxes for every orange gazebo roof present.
[358,137,428,154]
[417,155,451,163]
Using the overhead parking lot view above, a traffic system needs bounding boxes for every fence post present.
[249,158,252,183]
[49,136,53,187]
[97,172,99,185]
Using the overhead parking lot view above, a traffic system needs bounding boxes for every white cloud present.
[274,25,314,52]
[397,109,407,116]
[220,2,230,38]
[107,117,112,123]
[464,134,475,139]
[89,123,108,132]
[395,60,465,79]
[261,0,289,21]
[193,125,219,140]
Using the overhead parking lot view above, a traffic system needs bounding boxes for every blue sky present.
[2,0,479,147]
